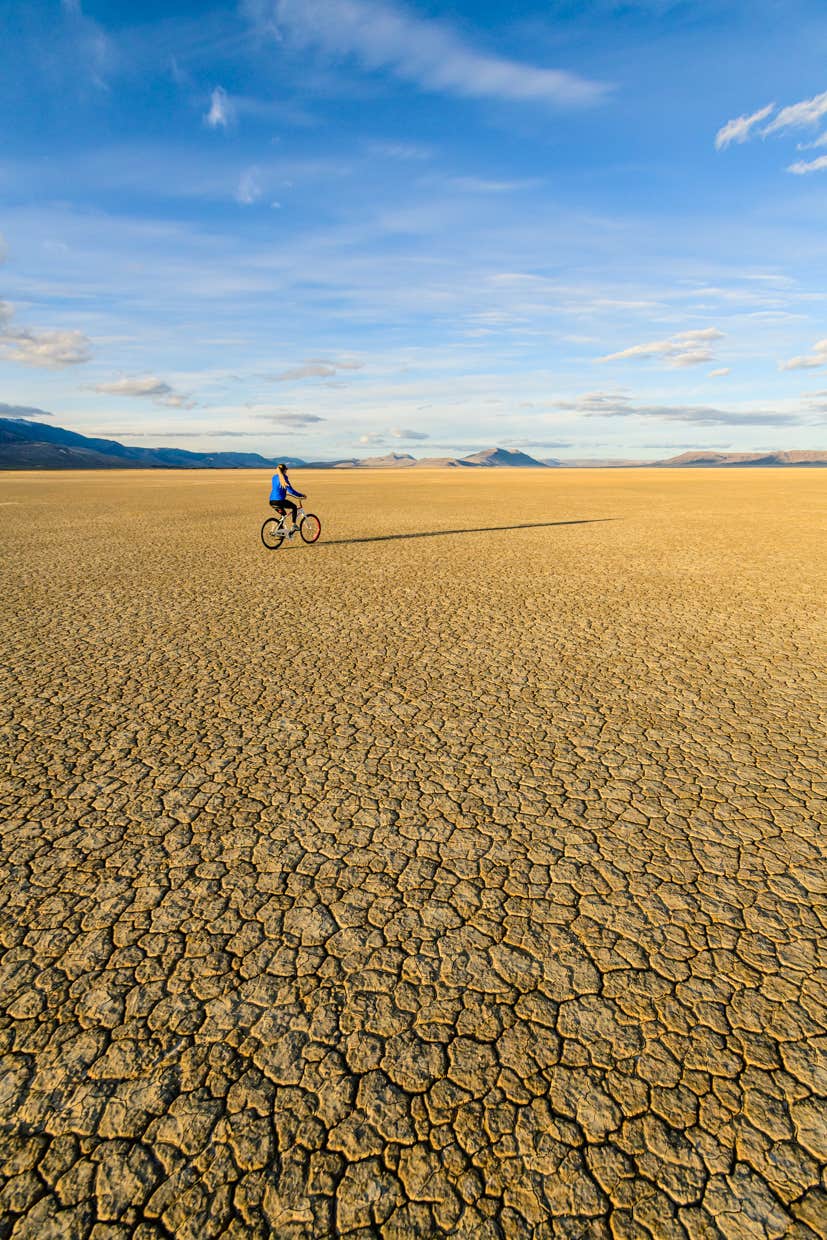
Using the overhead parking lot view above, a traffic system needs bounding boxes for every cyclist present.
[269,462,306,536]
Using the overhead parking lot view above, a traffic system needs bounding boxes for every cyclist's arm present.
[285,483,304,498]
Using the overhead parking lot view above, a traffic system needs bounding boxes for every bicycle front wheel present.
[261,518,285,550]
[300,513,321,544]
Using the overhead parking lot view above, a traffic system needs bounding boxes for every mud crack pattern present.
[1,469,825,1239]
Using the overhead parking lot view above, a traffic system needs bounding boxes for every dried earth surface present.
[1,469,825,1240]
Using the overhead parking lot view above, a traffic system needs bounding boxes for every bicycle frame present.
[274,505,305,531]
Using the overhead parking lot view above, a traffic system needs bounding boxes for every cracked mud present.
[1,469,825,1239]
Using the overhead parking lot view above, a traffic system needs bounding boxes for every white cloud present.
[555,391,799,427]
[449,176,536,193]
[236,167,263,205]
[93,376,196,408]
[61,0,114,89]
[273,363,337,381]
[779,338,827,371]
[709,367,730,377]
[254,412,326,426]
[717,92,827,171]
[270,0,607,106]
[503,438,571,450]
[788,154,827,175]
[0,301,92,369]
[799,390,827,415]
[308,356,363,370]
[205,86,232,129]
[391,427,428,439]
[1,330,92,369]
[550,391,624,413]
[597,328,724,368]
[715,103,775,150]
[270,357,364,381]
[366,140,432,161]
[796,131,827,151]
[669,349,716,368]
[763,89,827,136]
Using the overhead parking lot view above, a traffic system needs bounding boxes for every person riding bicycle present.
[269,463,306,535]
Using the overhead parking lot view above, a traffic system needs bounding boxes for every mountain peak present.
[461,447,547,468]
[354,452,417,467]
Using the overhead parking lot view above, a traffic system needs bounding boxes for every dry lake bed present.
[1,468,825,1239]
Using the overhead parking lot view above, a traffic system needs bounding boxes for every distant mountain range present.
[632,450,827,467]
[322,448,547,469]
[1,414,825,470]
[0,413,305,471]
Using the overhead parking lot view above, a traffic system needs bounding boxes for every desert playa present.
[1,467,825,1238]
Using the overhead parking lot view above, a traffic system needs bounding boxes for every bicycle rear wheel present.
[261,518,285,549]
[300,513,321,543]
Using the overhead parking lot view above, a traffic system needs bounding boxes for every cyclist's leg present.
[270,502,287,526]
[283,500,298,529]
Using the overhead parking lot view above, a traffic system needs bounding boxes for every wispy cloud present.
[795,131,827,151]
[716,90,827,172]
[0,401,54,420]
[554,391,798,427]
[597,328,724,368]
[205,86,232,129]
[788,153,827,175]
[502,438,571,450]
[236,167,263,204]
[779,338,827,371]
[448,176,537,193]
[273,363,338,381]
[93,375,196,408]
[254,411,326,425]
[709,367,730,377]
[0,300,92,369]
[366,140,432,161]
[550,391,623,413]
[715,103,775,150]
[391,426,428,439]
[61,0,114,90]
[269,0,607,106]
[763,89,827,136]
[107,429,288,440]
[270,357,364,381]
[799,389,827,414]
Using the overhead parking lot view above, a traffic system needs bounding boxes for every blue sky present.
[2,0,827,459]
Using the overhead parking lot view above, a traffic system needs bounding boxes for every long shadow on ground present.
[322,518,617,547]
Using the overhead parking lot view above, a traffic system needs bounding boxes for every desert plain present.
[0,467,825,1240]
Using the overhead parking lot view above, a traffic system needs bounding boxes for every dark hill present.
[0,418,305,470]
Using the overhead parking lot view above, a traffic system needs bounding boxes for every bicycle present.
[261,504,322,550]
